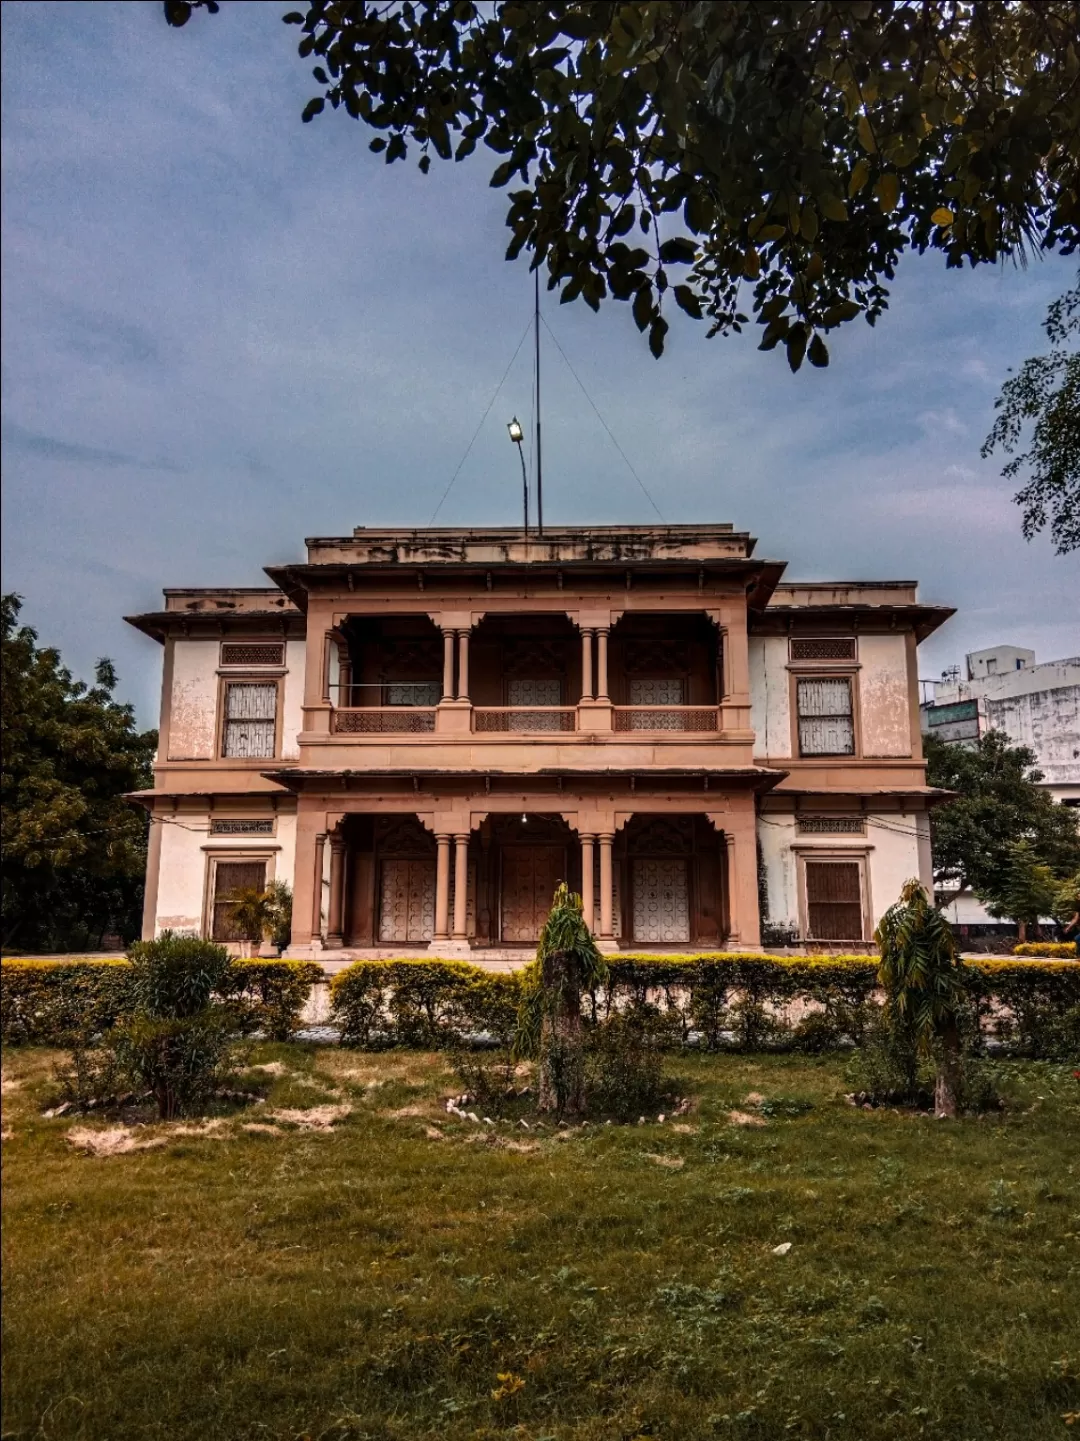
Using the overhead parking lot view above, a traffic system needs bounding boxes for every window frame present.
[202,849,278,941]
[217,674,283,762]
[788,669,861,759]
[793,846,872,943]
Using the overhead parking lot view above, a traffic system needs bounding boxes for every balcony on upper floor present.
[304,610,754,762]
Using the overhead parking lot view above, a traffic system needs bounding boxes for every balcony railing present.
[332,707,437,734]
[473,707,577,733]
[612,706,720,732]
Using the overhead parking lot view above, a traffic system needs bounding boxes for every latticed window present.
[628,676,685,730]
[790,637,856,662]
[805,861,864,940]
[384,681,440,706]
[220,642,284,667]
[222,682,277,758]
[796,678,855,755]
[211,860,267,940]
[507,677,563,731]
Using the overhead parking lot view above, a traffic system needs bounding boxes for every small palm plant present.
[874,878,967,1117]
[229,888,276,957]
[517,883,608,1118]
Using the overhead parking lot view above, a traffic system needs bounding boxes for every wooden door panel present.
[501,846,565,942]
[378,859,435,943]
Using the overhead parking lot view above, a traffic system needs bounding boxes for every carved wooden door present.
[500,846,565,942]
[632,858,691,943]
[378,859,435,943]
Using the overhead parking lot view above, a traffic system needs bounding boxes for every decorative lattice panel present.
[790,638,857,662]
[220,643,284,667]
[209,818,274,836]
[796,816,866,835]
[632,858,690,943]
[333,709,436,733]
[378,859,435,943]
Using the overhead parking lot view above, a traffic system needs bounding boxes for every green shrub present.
[328,952,1079,1059]
[111,1012,239,1120]
[1,953,322,1047]
[584,1009,682,1120]
[1013,941,1076,957]
[330,960,522,1049]
[0,959,133,1046]
[225,959,323,1041]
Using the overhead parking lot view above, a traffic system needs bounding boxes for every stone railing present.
[331,707,437,734]
[472,707,578,733]
[612,706,720,732]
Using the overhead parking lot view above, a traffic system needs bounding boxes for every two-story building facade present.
[127,525,952,960]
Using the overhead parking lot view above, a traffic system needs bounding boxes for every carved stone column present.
[580,629,594,701]
[598,831,615,939]
[434,833,452,941]
[723,814,761,949]
[311,832,327,942]
[325,831,346,948]
[442,629,455,700]
[452,833,470,939]
[456,630,470,701]
[595,628,610,701]
[580,833,596,933]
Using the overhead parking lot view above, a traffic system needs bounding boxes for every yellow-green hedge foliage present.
[330,953,1080,1057]
[1013,942,1076,958]
[0,957,323,1046]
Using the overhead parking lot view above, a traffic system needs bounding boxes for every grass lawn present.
[1,1045,1078,1441]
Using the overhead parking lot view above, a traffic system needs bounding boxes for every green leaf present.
[875,172,900,213]
[818,193,849,223]
[658,237,697,265]
[786,324,808,372]
[490,159,517,188]
[673,285,702,318]
[849,158,870,196]
[808,334,829,367]
[632,285,654,332]
[648,314,669,358]
[301,97,325,124]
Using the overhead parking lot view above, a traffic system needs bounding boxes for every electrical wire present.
[539,313,666,522]
[428,314,534,525]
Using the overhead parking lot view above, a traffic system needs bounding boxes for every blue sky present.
[2,0,1076,726]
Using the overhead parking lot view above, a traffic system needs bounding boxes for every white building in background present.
[921,645,1080,807]
[920,645,1080,933]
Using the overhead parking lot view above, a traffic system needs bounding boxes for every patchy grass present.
[1,1046,1078,1441]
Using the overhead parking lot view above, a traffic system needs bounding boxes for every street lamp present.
[507,416,528,533]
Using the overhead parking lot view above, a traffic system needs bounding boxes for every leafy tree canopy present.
[925,730,1080,897]
[979,838,1062,931]
[165,1,1080,371]
[982,271,1079,552]
[1,594,157,951]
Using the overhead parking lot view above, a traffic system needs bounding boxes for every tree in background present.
[979,840,1064,941]
[983,272,1079,553]
[1,595,157,952]
[925,731,1080,909]
[164,1,1079,383]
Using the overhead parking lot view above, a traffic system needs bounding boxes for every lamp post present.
[507,416,528,534]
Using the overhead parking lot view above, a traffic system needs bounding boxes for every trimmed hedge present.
[0,958,323,1046]
[1013,942,1076,958]
[331,953,1080,1058]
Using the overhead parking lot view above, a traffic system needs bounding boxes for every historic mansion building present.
[127,525,952,960]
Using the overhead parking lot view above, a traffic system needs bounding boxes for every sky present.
[2,0,1077,727]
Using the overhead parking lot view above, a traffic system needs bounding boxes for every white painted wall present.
[155,814,210,934]
[282,639,307,759]
[153,809,298,938]
[858,634,912,757]
[757,812,924,938]
[749,635,791,757]
[167,640,219,759]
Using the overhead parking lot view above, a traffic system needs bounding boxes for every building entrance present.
[500,844,566,942]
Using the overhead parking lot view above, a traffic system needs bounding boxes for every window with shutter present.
[222,682,277,758]
[507,677,563,730]
[211,860,267,940]
[796,677,855,755]
[804,861,864,940]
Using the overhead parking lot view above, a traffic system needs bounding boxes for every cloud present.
[0,0,1076,721]
[1,423,184,473]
